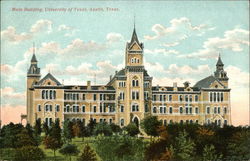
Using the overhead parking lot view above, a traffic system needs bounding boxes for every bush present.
[14,146,45,161]
[93,122,112,136]
[59,144,79,161]
[124,123,140,137]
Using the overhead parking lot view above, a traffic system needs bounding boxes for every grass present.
[0,137,102,161]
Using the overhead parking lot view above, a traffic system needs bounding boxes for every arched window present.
[189,107,192,114]
[218,107,221,114]
[224,107,227,114]
[179,107,183,114]
[42,90,45,99]
[45,90,48,99]
[160,107,163,113]
[120,118,124,126]
[82,105,85,113]
[49,90,53,99]
[169,107,173,114]
[153,107,157,113]
[53,90,56,99]
[206,107,210,114]
[179,95,183,102]
[132,80,135,87]
[131,58,134,63]
[214,107,217,114]
[185,95,188,102]
[180,120,183,124]
[195,107,199,114]
[218,120,221,126]
[137,59,139,63]
[190,120,193,124]
[66,105,70,112]
[136,80,139,86]
[195,120,199,124]
[224,120,227,125]
[163,107,166,113]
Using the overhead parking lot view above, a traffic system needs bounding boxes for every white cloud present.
[162,42,180,47]
[145,48,179,55]
[1,19,52,43]
[30,19,52,33]
[179,28,250,59]
[144,17,212,42]
[57,24,79,37]
[1,87,25,100]
[106,32,124,43]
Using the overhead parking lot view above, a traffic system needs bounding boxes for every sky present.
[1,1,249,126]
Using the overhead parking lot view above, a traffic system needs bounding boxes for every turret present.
[214,54,229,87]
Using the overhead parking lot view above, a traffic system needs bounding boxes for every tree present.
[202,144,222,161]
[87,119,97,136]
[226,130,250,161]
[93,122,112,136]
[124,123,140,137]
[1,123,24,148]
[141,116,161,138]
[159,145,174,161]
[110,123,121,134]
[42,121,50,136]
[14,146,45,161]
[78,144,97,161]
[173,130,195,161]
[15,129,36,148]
[59,144,79,161]
[144,139,167,161]
[63,120,74,142]
[25,123,33,137]
[43,135,62,159]
[34,118,42,136]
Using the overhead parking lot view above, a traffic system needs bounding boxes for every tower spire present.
[216,53,224,66]
[31,43,37,63]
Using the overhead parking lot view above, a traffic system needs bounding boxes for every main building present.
[26,27,231,127]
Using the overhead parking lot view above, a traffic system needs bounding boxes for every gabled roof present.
[194,75,225,88]
[38,73,61,85]
[31,54,37,62]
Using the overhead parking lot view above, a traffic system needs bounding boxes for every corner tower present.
[214,55,229,87]
[27,44,41,124]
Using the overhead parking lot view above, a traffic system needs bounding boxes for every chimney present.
[87,81,91,90]
[173,82,177,91]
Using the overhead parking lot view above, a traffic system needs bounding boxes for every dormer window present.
[48,82,51,85]
[215,85,218,88]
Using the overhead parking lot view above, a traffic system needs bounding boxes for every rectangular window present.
[120,105,124,112]
[195,95,198,102]
[189,107,192,114]
[195,107,199,114]
[55,105,60,112]
[179,95,183,102]
[160,95,163,101]
[100,94,103,101]
[209,92,212,102]
[93,106,97,113]
[207,107,210,114]
[93,94,97,101]
[189,95,192,102]
[218,107,221,114]
[221,93,223,102]
[153,95,156,101]
[82,94,85,100]
[49,118,52,126]
[185,107,189,114]
[50,105,52,112]
[82,106,85,112]
[37,105,41,112]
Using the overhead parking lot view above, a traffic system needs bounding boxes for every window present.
[93,94,97,101]
[224,120,227,125]
[189,95,192,102]
[160,95,163,101]
[224,107,227,114]
[185,107,189,114]
[55,105,60,112]
[195,95,198,102]
[145,104,149,112]
[214,107,217,114]
[169,107,173,114]
[163,107,166,113]
[37,105,41,112]
[218,120,221,126]
[207,119,210,124]
[179,107,183,114]
[82,94,85,100]
[120,118,124,126]
[169,95,172,102]
[209,92,212,102]
[132,91,139,100]
[46,90,48,99]
[53,90,56,99]
[169,120,173,124]
[120,105,124,112]
[160,107,163,113]
[144,92,149,100]
[195,107,199,114]
[132,104,139,112]
[153,95,156,101]
[180,120,183,124]
[213,92,216,102]
[206,107,210,114]
[109,118,112,124]
[163,120,167,126]
[82,105,85,112]
[93,106,97,113]
[119,92,125,100]
[221,92,223,102]
[189,107,192,114]
[190,120,193,124]
[50,90,53,99]
[42,90,45,99]
[132,80,139,87]
[195,120,199,124]
[153,107,157,113]
[179,95,183,102]
[217,93,220,102]
[185,95,188,102]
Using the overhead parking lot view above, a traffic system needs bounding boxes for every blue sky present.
[1,1,249,125]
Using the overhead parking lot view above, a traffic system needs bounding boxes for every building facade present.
[26,27,231,127]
